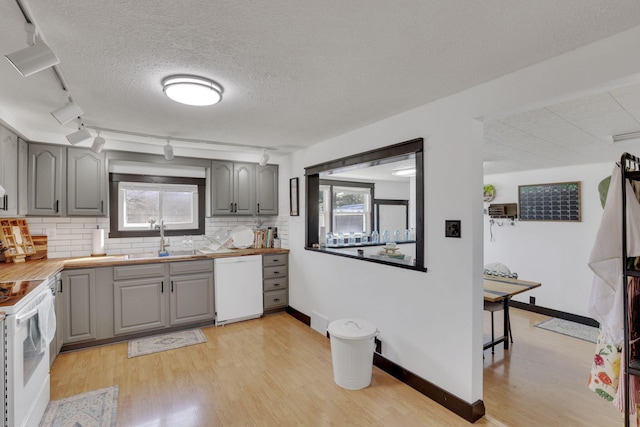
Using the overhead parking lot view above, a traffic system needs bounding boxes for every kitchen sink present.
[123,249,197,260]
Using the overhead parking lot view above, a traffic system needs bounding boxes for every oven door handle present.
[16,308,38,325]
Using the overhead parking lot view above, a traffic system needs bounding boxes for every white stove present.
[2,278,54,427]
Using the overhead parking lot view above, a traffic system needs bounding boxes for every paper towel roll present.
[92,228,105,255]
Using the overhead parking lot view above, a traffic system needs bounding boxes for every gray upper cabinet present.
[67,147,107,216]
[0,127,19,216]
[0,127,27,217]
[256,164,278,215]
[211,160,255,215]
[17,139,28,215]
[28,143,65,216]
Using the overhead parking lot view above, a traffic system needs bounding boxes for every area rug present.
[40,386,118,427]
[128,328,207,358]
[535,318,599,343]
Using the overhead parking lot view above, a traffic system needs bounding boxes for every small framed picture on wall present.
[290,177,299,216]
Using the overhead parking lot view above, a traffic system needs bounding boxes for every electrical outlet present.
[529,296,536,305]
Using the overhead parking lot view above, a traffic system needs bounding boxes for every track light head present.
[91,133,105,153]
[164,141,174,160]
[5,41,59,77]
[51,99,83,124]
[259,150,270,166]
[66,123,91,145]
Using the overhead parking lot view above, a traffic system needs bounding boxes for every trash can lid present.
[328,318,377,339]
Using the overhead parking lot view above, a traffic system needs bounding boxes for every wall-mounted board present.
[518,181,581,222]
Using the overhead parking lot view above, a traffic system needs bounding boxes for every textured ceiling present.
[484,82,640,175]
[1,0,640,168]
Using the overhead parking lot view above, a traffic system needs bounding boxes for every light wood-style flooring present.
[50,309,622,426]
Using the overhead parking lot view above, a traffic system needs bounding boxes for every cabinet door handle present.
[230,203,233,212]
[55,200,59,213]
[171,281,174,292]
[257,203,260,214]
[1,195,7,211]
[273,283,280,287]
[101,200,104,212]
[234,203,237,213]
[58,279,62,293]
[161,281,164,293]
[274,298,280,302]
[273,271,279,275]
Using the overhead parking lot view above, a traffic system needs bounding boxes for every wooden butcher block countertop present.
[0,248,289,282]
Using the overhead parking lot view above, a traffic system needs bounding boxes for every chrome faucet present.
[154,219,170,254]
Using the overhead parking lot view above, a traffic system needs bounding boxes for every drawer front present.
[263,277,288,292]
[264,289,288,310]
[169,259,213,275]
[114,263,164,280]
[264,265,287,279]
[263,254,287,267]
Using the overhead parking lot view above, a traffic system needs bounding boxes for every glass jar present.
[326,232,334,246]
[371,230,379,244]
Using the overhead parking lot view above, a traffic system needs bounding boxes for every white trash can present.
[328,318,378,390]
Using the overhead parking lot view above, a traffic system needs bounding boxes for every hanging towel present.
[588,165,640,345]
[36,289,56,348]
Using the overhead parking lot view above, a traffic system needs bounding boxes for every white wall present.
[375,180,410,199]
[286,24,640,406]
[484,162,613,317]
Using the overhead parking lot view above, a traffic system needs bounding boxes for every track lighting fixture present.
[164,140,174,160]
[258,150,270,166]
[162,75,223,106]
[66,122,91,145]
[51,98,83,125]
[91,132,105,153]
[5,24,59,77]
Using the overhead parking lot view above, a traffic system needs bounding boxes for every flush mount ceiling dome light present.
[162,75,223,106]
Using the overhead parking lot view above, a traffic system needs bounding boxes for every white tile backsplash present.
[27,216,289,258]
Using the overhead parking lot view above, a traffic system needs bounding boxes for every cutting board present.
[0,218,35,263]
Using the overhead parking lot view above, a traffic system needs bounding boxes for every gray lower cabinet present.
[114,277,166,335]
[50,272,63,366]
[169,260,215,325]
[61,268,97,344]
[263,254,288,311]
[113,260,214,335]
[113,263,166,335]
[67,147,107,216]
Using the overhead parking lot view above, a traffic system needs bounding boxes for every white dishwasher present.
[214,255,263,325]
